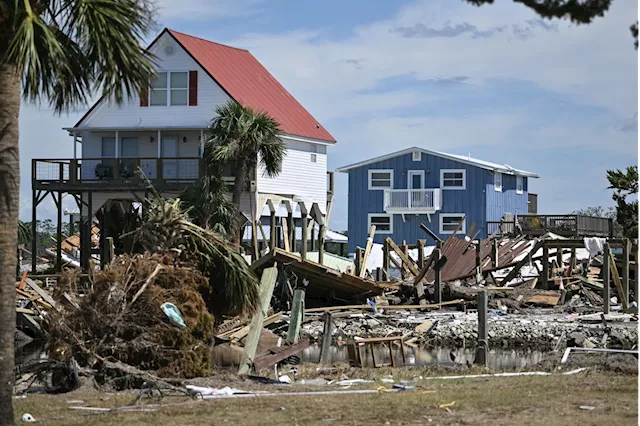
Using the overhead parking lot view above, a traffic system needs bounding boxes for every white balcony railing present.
[383,188,442,213]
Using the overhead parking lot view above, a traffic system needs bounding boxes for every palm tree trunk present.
[232,160,247,246]
[0,62,20,425]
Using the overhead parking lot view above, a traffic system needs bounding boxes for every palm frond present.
[18,221,30,246]
[130,195,259,318]
[3,0,155,112]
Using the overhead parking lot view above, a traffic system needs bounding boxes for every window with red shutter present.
[188,70,198,106]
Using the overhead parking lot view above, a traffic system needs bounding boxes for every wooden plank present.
[385,238,420,276]
[281,217,291,252]
[419,223,443,244]
[609,252,628,310]
[18,271,28,290]
[230,312,283,342]
[304,299,464,313]
[359,225,376,278]
[24,278,59,311]
[238,264,279,375]
[499,241,543,286]
[253,338,311,372]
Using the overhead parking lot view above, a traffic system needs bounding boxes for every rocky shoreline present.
[299,310,638,351]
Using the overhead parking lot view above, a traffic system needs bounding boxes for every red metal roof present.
[168,29,335,143]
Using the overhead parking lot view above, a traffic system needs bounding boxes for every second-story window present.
[494,172,502,192]
[150,72,168,106]
[440,169,466,190]
[149,71,189,106]
[516,175,524,194]
[170,72,188,105]
[368,169,393,190]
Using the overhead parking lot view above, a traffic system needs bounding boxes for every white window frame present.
[412,151,421,162]
[440,169,466,190]
[494,172,503,192]
[149,71,189,106]
[368,213,393,234]
[440,213,466,234]
[310,153,317,163]
[368,169,394,190]
[516,175,523,194]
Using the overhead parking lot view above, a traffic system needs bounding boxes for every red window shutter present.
[188,70,198,106]
[140,85,148,107]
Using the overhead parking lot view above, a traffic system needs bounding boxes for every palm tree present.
[206,100,285,244]
[0,2,155,421]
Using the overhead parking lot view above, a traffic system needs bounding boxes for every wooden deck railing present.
[486,214,613,238]
[32,157,205,188]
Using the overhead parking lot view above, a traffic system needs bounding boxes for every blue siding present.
[485,174,529,225]
[346,152,488,253]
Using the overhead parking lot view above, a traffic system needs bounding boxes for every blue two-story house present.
[336,147,539,253]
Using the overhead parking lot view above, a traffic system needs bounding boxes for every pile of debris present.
[45,254,215,380]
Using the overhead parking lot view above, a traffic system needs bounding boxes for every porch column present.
[157,130,162,158]
[200,129,204,158]
[73,131,77,159]
[114,130,119,158]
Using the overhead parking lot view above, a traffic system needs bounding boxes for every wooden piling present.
[474,290,488,366]
[318,224,326,265]
[355,247,363,276]
[319,311,333,366]
[270,210,276,251]
[382,240,390,281]
[301,214,308,260]
[542,243,549,290]
[622,239,630,306]
[56,190,63,273]
[286,288,305,344]
[104,237,114,266]
[634,239,640,305]
[238,263,279,375]
[475,240,482,284]
[556,246,563,273]
[603,243,610,314]
[417,239,425,269]
[570,248,577,271]
[491,239,499,268]
[434,246,442,304]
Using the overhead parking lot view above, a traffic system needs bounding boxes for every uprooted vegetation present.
[47,254,215,379]
[41,195,262,385]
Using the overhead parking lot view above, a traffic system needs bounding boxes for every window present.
[368,214,393,234]
[412,151,421,161]
[494,172,502,192]
[149,71,188,106]
[150,72,167,106]
[170,72,188,105]
[310,153,317,163]
[516,176,524,194]
[440,214,466,234]
[440,169,466,190]
[368,169,393,190]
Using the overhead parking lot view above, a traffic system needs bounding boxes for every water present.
[301,344,546,370]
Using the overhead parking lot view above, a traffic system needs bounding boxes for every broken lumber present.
[253,338,311,371]
[385,238,420,276]
[359,225,376,278]
[25,278,59,311]
[304,299,464,313]
[609,252,628,310]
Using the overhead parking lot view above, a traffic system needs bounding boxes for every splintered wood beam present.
[359,225,376,278]
[609,252,628,310]
[238,264,279,375]
[420,223,443,245]
[385,237,420,276]
[281,217,291,252]
[499,240,543,286]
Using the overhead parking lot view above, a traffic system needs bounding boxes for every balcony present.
[33,157,206,191]
[383,188,442,214]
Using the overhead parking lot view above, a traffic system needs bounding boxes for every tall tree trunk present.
[232,160,247,246]
[0,62,20,425]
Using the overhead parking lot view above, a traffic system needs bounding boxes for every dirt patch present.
[536,352,638,375]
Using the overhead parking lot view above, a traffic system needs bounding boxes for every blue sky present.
[20,0,638,232]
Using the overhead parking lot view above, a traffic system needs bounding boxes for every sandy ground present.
[14,361,638,425]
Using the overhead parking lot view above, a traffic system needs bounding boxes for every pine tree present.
[606,166,638,239]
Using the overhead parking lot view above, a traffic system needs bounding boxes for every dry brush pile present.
[43,195,261,383]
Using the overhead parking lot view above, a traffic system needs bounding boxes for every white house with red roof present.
[35,28,336,248]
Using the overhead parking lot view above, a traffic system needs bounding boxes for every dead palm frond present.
[126,194,259,320]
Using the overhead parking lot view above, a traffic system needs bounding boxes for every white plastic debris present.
[278,375,292,384]
[185,385,248,396]
[21,413,35,423]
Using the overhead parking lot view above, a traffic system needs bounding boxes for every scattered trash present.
[579,405,596,410]
[160,302,187,329]
[439,401,456,413]
[20,413,35,423]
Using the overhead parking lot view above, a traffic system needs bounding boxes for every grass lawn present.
[13,370,637,425]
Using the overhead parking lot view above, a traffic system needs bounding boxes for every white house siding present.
[78,32,230,129]
[257,140,327,214]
